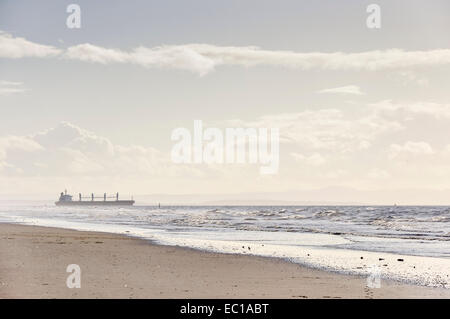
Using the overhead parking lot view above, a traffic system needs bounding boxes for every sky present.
[1,0,450,204]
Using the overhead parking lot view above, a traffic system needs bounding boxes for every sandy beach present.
[0,223,449,299]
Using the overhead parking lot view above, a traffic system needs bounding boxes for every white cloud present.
[0,136,44,174]
[317,85,364,95]
[372,100,450,119]
[0,122,205,178]
[33,121,114,157]
[0,135,43,160]
[0,87,26,96]
[389,141,434,159]
[395,71,429,87]
[0,80,27,96]
[63,44,450,75]
[64,43,218,76]
[0,80,23,86]
[64,43,129,64]
[4,31,450,75]
[230,109,402,153]
[0,31,61,58]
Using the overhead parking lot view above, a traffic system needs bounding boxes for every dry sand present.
[1,223,449,299]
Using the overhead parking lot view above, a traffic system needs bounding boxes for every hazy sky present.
[1,0,450,203]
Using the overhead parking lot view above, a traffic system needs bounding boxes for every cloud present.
[0,80,27,96]
[33,121,114,157]
[317,85,364,95]
[0,31,61,58]
[0,136,43,173]
[229,109,402,153]
[63,44,450,75]
[395,71,429,87]
[0,136,43,159]
[389,141,434,159]
[64,43,129,64]
[0,122,205,178]
[0,80,23,86]
[0,87,26,96]
[64,43,218,76]
[372,100,450,119]
[4,31,450,75]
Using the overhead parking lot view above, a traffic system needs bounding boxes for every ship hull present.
[55,200,135,206]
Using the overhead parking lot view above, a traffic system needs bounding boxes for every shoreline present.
[5,217,449,288]
[1,223,450,298]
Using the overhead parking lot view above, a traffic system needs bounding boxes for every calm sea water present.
[0,202,449,258]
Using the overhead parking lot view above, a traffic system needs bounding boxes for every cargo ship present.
[55,190,135,206]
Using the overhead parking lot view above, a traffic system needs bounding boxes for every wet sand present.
[1,223,449,298]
